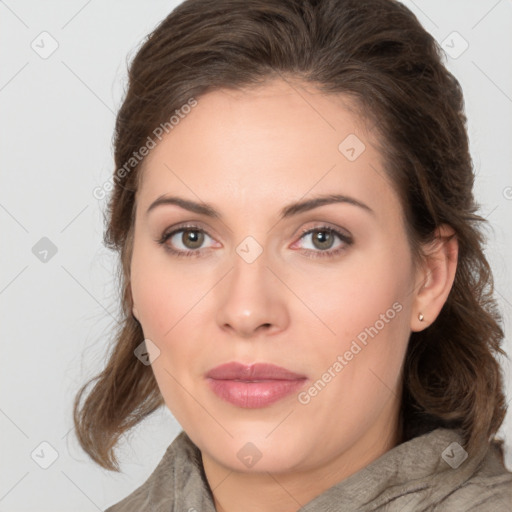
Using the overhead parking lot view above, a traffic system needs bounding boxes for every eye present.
[156,224,215,258]
[293,225,353,259]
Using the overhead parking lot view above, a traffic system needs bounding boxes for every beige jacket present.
[105,428,512,511]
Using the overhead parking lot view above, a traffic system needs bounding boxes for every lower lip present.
[206,378,307,408]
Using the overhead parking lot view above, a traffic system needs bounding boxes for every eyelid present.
[159,222,214,240]
[294,222,353,242]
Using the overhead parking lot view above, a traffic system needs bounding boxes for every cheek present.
[308,245,411,341]
[130,240,204,337]
[130,241,214,407]
[130,242,204,421]
[304,240,413,387]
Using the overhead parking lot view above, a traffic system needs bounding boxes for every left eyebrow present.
[280,193,375,218]
[145,193,375,219]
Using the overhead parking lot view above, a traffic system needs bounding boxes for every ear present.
[410,224,458,332]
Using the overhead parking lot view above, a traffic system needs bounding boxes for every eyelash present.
[156,223,353,259]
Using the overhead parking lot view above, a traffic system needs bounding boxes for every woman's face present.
[130,79,419,476]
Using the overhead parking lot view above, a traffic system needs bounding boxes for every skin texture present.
[130,78,458,512]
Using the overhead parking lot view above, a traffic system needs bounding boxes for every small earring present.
[418,312,424,322]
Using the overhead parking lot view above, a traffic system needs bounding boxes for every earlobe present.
[132,304,140,322]
[411,225,458,332]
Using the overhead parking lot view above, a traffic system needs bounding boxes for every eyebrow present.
[145,193,375,219]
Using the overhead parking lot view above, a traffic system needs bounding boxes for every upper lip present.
[206,362,306,381]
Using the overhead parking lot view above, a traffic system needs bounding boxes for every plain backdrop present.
[1,1,511,510]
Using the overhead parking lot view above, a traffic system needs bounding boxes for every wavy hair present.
[73,0,507,470]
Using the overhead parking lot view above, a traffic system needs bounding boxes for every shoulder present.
[431,438,512,512]
[104,431,202,512]
[436,482,512,511]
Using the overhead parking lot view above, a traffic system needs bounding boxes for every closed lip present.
[206,362,306,381]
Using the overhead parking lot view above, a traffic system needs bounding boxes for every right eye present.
[156,224,217,258]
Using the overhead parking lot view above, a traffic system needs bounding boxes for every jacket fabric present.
[105,427,512,511]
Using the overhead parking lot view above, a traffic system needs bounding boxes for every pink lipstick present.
[206,362,307,408]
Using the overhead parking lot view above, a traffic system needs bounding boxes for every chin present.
[198,430,310,473]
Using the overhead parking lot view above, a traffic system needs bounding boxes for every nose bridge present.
[215,235,288,336]
[232,238,269,294]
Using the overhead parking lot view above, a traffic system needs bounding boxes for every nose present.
[215,247,289,338]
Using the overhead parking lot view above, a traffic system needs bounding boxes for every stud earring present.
[418,312,424,322]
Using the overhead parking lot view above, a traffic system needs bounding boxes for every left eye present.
[293,227,353,258]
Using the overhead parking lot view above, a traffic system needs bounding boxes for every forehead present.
[136,78,399,222]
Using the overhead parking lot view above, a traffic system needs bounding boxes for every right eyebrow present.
[146,195,219,218]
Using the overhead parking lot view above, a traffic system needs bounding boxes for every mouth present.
[205,362,308,408]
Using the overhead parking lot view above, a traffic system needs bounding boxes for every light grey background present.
[1,1,511,510]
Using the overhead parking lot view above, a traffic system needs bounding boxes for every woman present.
[74,0,512,510]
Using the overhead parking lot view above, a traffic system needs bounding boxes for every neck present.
[202,410,401,512]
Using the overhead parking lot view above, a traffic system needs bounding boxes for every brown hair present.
[73,0,508,471]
